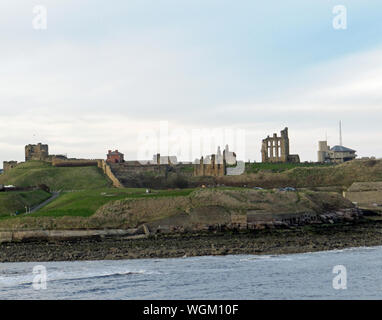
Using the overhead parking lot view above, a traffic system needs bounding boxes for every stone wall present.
[97,160,124,188]
[52,158,98,167]
[103,161,188,188]
[111,163,168,174]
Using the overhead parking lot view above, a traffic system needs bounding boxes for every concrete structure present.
[317,141,356,163]
[3,161,18,173]
[223,145,237,165]
[194,145,237,176]
[106,150,124,164]
[261,127,300,163]
[25,143,49,161]
[344,182,382,211]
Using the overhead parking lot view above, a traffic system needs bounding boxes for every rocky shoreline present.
[1,218,382,262]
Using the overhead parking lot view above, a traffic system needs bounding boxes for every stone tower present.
[317,141,330,163]
[280,127,290,162]
[25,143,49,161]
[3,161,18,173]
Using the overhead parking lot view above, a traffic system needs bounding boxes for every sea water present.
[1,246,381,299]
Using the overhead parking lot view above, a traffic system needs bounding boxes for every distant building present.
[106,150,124,163]
[261,127,300,163]
[25,143,49,161]
[317,141,356,163]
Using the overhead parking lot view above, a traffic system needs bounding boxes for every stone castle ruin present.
[261,127,300,163]
[3,161,18,173]
[2,143,72,174]
[2,143,51,174]
[25,143,69,164]
[194,145,237,177]
[25,143,49,161]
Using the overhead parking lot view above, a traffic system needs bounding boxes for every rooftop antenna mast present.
[339,120,343,146]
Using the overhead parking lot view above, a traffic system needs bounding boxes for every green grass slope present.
[31,188,195,218]
[0,161,111,190]
[0,190,51,217]
[0,188,354,230]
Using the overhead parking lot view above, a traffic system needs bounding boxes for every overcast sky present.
[1,0,382,167]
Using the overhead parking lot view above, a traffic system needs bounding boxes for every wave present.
[237,245,382,262]
[0,268,158,288]
[298,245,380,256]
[239,255,293,262]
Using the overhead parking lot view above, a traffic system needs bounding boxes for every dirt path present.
[29,191,60,214]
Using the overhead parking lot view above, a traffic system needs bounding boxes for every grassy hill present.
[1,159,380,228]
[0,161,111,190]
[31,188,194,218]
[93,188,353,228]
[285,159,382,187]
[0,190,51,217]
[0,188,354,231]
